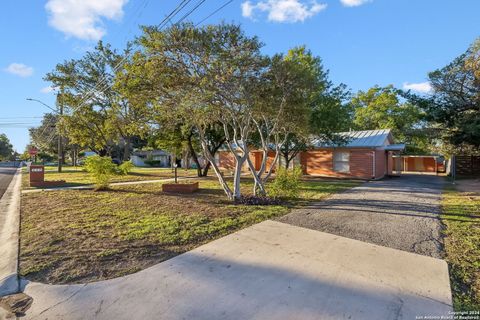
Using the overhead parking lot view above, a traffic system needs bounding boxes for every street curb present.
[0,168,22,297]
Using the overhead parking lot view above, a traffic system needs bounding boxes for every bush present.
[84,156,118,190]
[118,161,134,175]
[269,167,303,199]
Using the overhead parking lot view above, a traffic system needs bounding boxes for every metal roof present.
[384,144,406,151]
[312,129,393,148]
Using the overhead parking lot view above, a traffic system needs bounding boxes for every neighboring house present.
[216,129,406,180]
[131,150,171,167]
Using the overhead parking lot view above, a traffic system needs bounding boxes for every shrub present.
[84,156,118,190]
[118,161,134,175]
[269,166,303,199]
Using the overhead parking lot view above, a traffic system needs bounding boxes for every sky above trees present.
[1,0,479,150]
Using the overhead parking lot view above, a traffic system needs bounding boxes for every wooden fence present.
[454,155,480,176]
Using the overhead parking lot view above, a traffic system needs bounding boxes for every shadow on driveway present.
[278,174,446,258]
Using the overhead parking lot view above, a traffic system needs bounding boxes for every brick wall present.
[350,150,374,179]
[301,148,382,179]
[220,148,387,180]
[218,151,236,170]
[375,149,387,179]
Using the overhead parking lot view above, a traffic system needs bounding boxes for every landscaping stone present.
[162,182,199,193]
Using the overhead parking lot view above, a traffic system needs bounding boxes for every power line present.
[176,0,207,25]
[42,0,199,145]
[0,116,43,119]
[195,0,234,26]
[41,0,210,147]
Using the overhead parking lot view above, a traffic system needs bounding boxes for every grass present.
[441,183,480,311]
[21,165,197,189]
[19,176,360,284]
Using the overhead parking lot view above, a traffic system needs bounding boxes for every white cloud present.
[242,0,327,23]
[4,63,34,77]
[40,86,56,94]
[403,82,433,93]
[340,0,371,7]
[45,0,128,41]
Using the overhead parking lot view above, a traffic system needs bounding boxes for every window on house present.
[333,151,350,173]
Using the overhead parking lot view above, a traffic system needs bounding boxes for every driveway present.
[278,174,445,258]
[22,220,451,319]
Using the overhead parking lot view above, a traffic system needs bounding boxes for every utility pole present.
[26,97,63,173]
[57,102,64,173]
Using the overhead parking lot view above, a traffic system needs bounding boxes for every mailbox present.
[30,165,45,186]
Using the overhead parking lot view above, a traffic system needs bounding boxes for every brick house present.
[301,129,405,179]
[215,129,405,180]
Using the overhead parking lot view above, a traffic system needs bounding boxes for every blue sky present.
[1,0,479,151]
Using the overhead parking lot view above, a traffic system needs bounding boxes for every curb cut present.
[0,168,22,297]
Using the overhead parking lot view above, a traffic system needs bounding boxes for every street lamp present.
[26,98,64,173]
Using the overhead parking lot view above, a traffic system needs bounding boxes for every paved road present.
[22,221,452,319]
[0,166,17,200]
[278,174,445,258]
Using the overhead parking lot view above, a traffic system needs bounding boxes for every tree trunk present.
[233,157,245,200]
[187,133,202,177]
[201,138,225,177]
[285,156,291,169]
[201,162,211,177]
[123,137,131,161]
[197,126,233,200]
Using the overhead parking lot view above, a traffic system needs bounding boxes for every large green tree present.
[278,48,354,169]
[45,42,148,159]
[351,85,426,152]
[421,38,480,152]
[0,134,13,160]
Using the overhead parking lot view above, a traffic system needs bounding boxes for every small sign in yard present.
[28,148,38,156]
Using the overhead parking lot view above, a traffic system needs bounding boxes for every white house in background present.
[131,150,171,167]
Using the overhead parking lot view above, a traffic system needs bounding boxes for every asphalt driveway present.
[278,174,445,258]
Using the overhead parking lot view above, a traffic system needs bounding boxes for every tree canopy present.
[351,85,427,152]
[0,133,14,160]
[424,38,480,151]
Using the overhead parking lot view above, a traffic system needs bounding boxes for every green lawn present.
[19,177,360,284]
[441,184,480,311]
[21,165,198,189]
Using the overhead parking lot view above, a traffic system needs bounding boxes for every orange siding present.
[405,156,436,172]
[423,157,436,172]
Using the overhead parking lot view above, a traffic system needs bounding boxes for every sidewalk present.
[22,176,205,194]
[0,168,22,296]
